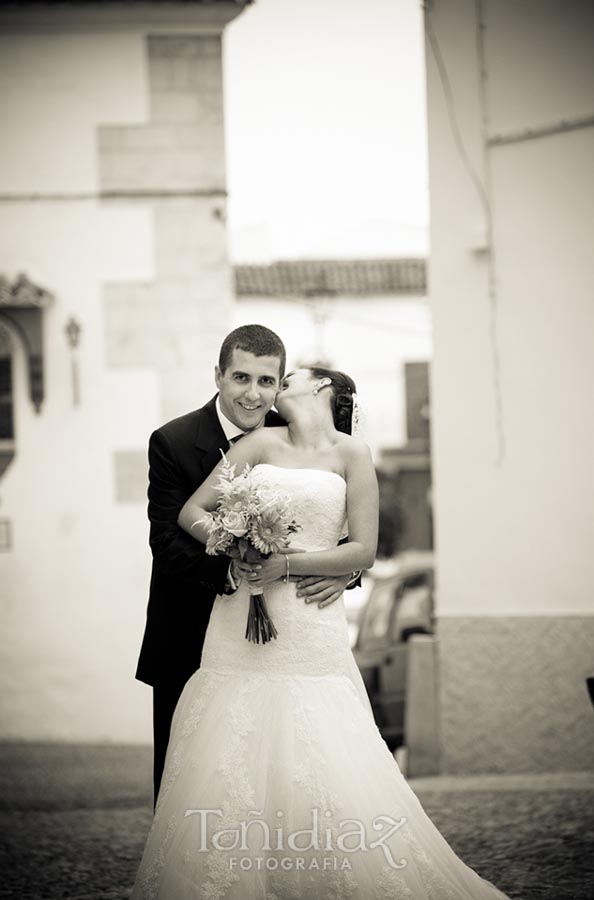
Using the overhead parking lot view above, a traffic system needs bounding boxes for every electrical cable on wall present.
[424,0,506,466]
[475,0,505,468]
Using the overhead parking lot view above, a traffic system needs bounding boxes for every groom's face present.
[215,348,282,432]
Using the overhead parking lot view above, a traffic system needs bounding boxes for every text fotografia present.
[183,807,408,870]
[230,855,351,872]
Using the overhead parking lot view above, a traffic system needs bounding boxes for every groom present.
[135,324,355,806]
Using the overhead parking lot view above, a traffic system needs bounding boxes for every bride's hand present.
[246,553,288,588]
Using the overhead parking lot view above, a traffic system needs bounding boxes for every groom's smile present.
[238,402,261,412]
[215,347,283,433]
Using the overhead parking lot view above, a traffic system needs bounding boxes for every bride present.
[131,367,513,900]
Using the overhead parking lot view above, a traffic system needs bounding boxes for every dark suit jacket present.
[135,394,283,687]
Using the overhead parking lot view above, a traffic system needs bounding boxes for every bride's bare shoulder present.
[238,425,288,452]
[335,432,371,453]
[259,425,289,446]
[335,433,374,468]
[263,425,289,439]
[223,426,288,470]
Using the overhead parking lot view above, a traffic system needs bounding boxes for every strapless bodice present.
[199,464,355,679]
[251,463,348,550]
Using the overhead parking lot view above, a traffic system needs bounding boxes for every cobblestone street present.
[1,744,592,900]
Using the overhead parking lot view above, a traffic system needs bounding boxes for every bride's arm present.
[253,440,378,584]
[177,429,271,543]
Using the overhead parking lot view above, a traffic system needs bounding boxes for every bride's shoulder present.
[225,425,288,469]
[241,425,287,450]
[240,424,286,439]
[335,433,373,465]
[259,425,288,444]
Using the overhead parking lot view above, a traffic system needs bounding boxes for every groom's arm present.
[147,429,229,592]
[295,539,362,609]
[296,572,362,608]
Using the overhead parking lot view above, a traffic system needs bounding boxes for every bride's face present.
[276,369,315,413]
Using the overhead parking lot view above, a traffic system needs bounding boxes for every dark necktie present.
[230,433,245,445]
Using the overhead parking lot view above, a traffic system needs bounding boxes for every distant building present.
[380,361,433,554]
[233,257,432,455]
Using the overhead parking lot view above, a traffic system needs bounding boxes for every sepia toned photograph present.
[0,1,593,898]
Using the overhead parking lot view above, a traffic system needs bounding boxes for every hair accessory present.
[351,393,363,436]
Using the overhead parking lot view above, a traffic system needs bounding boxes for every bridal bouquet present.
[201,455,301,644]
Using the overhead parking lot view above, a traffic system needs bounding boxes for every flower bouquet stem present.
[245,587,278,644]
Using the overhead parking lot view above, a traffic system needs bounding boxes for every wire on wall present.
[475,0,505,468]
[424,0,506,466]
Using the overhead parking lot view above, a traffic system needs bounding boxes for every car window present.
[358,582,396,647]
[400,572,430,593]
[390,570,433,642]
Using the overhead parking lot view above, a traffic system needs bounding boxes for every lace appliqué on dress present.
[138,813,177,900]
[286,680,358,900]
[131,467,514,900]
[199,675,261,900]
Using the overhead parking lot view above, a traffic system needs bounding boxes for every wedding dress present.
[131,464,512,900]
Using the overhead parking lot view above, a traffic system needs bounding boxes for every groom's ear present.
[214,365,222,388]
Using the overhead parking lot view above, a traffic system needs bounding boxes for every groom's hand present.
[231,558,257,584]
[296,574,352,609]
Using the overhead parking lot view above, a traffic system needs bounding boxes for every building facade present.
[424,0,594,772]
[0,1,247,742]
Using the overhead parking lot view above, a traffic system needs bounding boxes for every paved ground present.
[0,743,592,900]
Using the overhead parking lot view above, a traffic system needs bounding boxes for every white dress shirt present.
[215,395,245,443]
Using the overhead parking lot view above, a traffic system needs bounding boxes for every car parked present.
[353,554,434,749]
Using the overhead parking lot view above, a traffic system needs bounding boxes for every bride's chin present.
[275,397,289,416]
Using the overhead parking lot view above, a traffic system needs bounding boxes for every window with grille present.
[0,355,14,441]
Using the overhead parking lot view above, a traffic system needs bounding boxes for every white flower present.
[220,509,249,538]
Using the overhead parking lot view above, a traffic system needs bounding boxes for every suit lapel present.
[193,397,286,479]
[265,409,286,428]
[194,395,230,476]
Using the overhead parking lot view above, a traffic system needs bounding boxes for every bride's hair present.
[308,367,357,435]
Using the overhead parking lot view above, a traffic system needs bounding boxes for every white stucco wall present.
[0,33,148,193]
[426,0,594,619]
[425,0,594,772]
[0,18,237,743]
[0,31,159,742]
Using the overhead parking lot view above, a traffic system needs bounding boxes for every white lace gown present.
[131,465,513,900]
